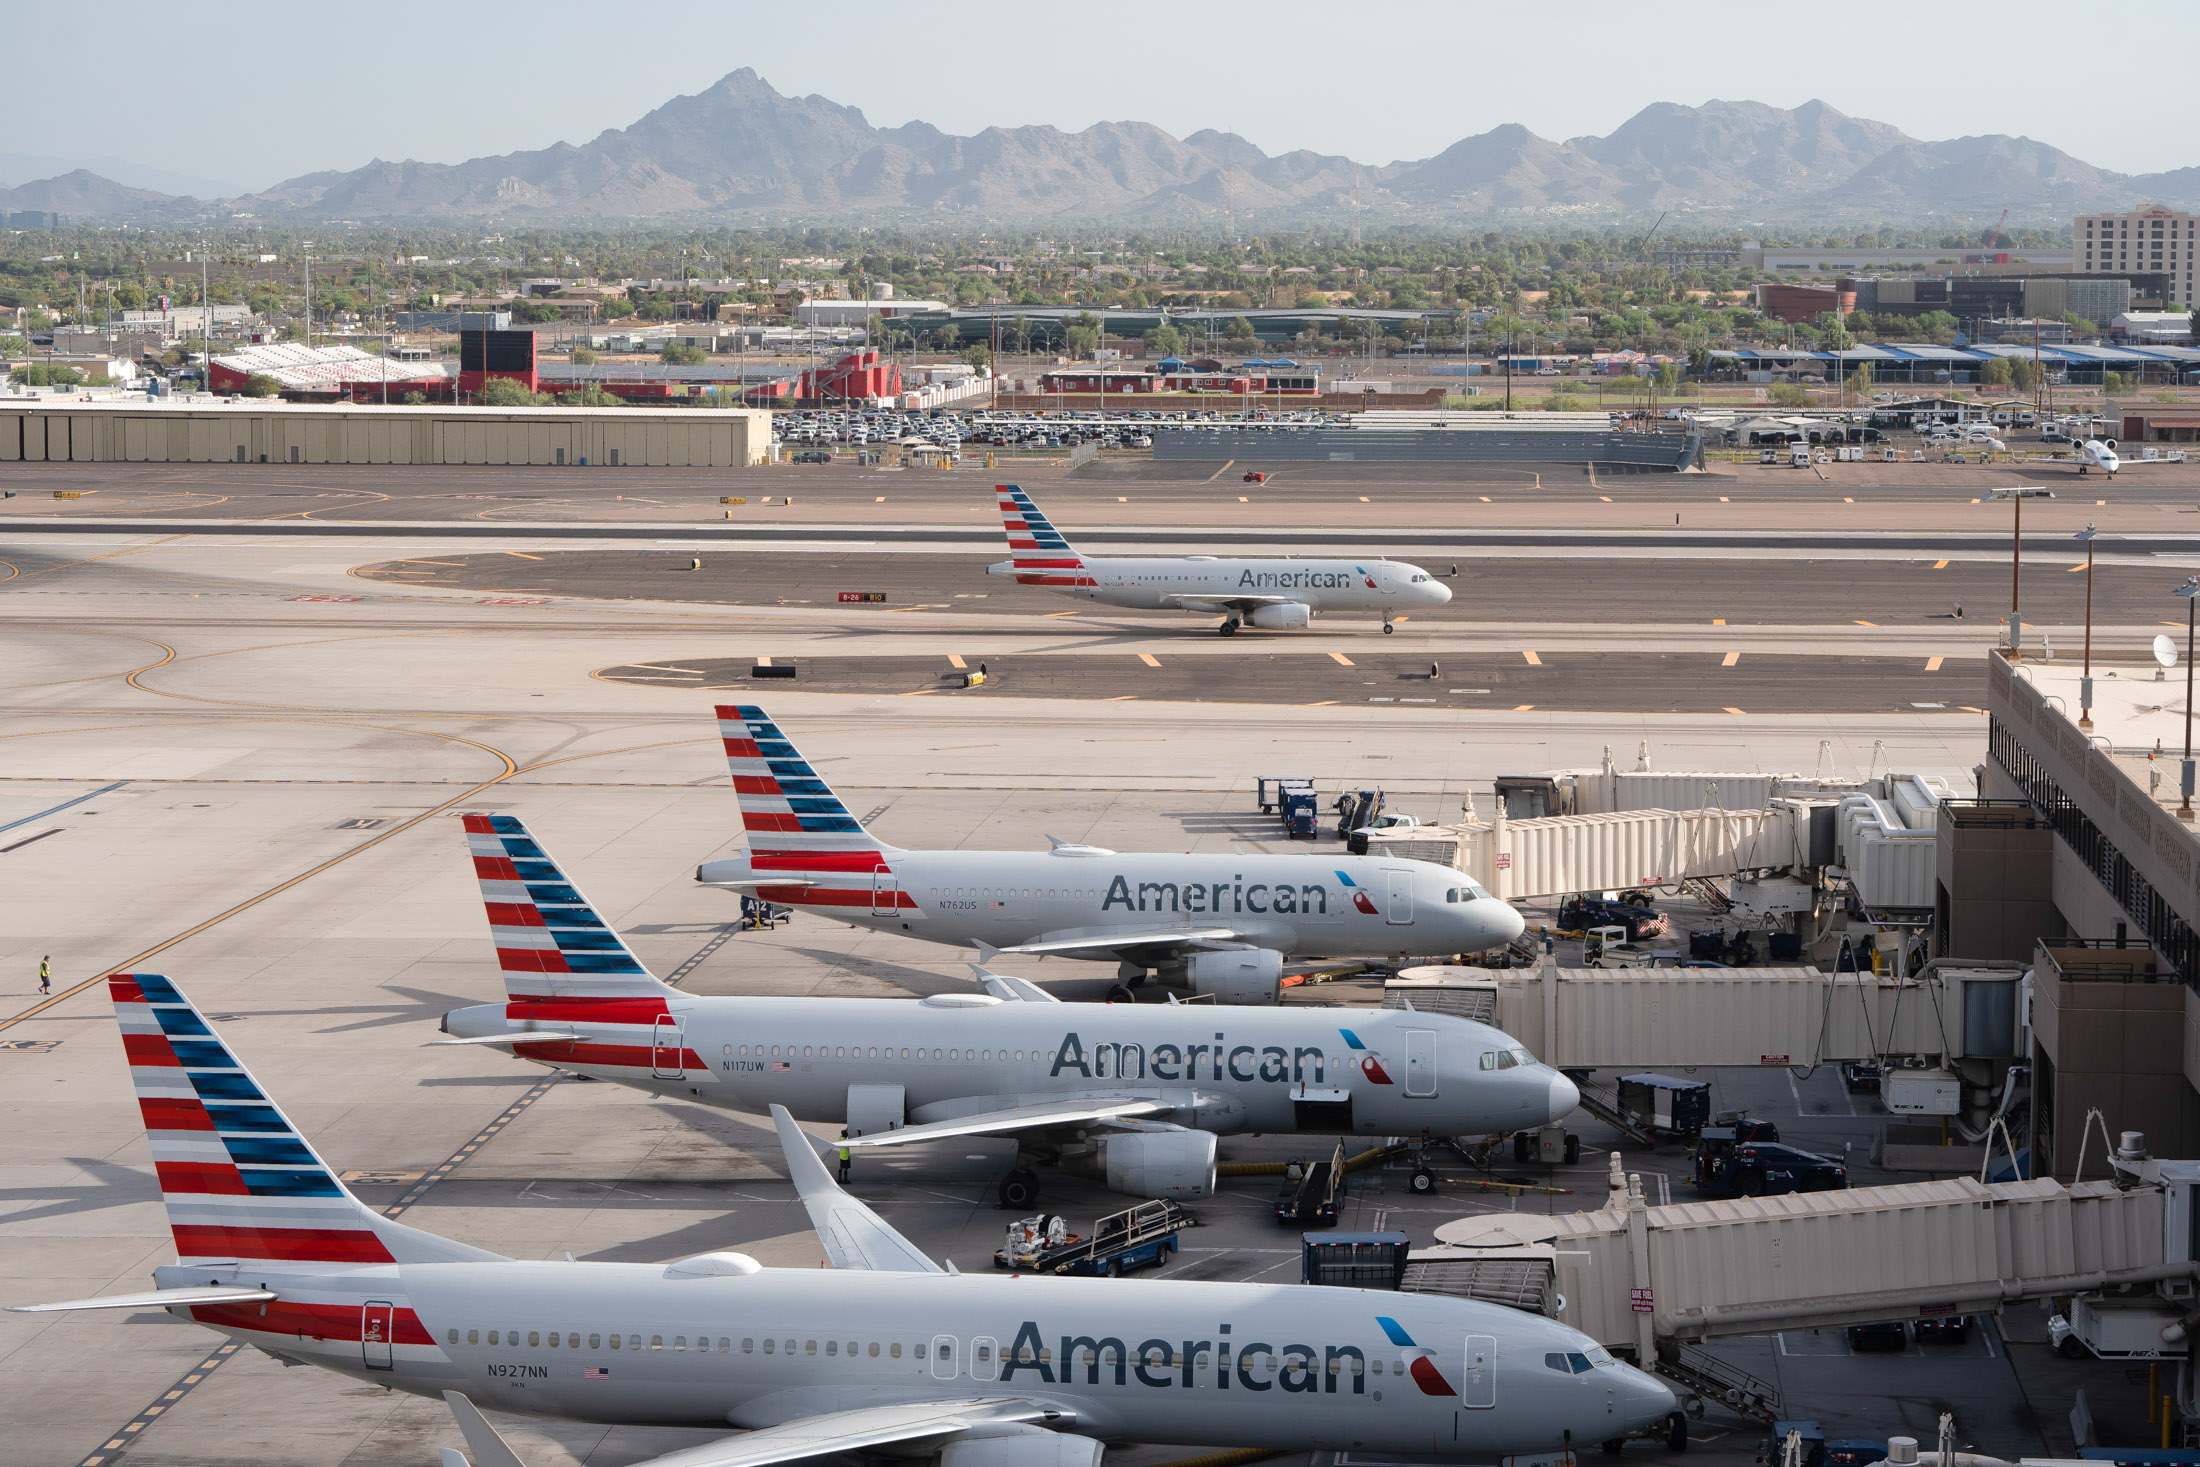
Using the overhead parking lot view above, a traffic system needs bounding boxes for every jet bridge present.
[1405,1149,2200,1411]
[1384,961,2022,1074]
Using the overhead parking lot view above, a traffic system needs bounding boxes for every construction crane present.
[1984,208,2010,248]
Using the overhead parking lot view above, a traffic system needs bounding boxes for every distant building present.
[2112,310,2194,344]
[1978,317,2074,345]
[4,211,64,230]
[796,299,947,328]
[2077,206,2196,307]
[1756,282,1855,323]
[120,305,252,336]
[208,342,454,401]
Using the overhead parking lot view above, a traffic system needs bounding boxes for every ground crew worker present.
[39,955,51,995]
[837,1130,852,1184]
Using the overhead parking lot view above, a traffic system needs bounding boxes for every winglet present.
[972,939,1000,962]
[769,1104,944,1273]
[443,1392,528,1467]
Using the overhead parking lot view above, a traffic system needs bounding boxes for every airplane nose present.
[1616,1364,1678,1431]
[1546,1069,1580,1121]
[1469,897,1524,947]
[1430,580,1453,605]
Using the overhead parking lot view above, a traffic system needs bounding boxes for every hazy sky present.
[15,0,2199,194]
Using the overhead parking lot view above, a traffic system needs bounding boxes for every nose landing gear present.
[1381,614,1396,635]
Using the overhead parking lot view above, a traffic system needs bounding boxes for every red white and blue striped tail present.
[998,483,1094,587]
[463,814,677,1004]
[112,973,496,1268]
[716,705,894,864]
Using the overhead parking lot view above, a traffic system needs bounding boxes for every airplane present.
[696,704,1526,1003]
[2075,438,2122,475]
[446,813,1576,1209]
[16,975,1676,1467]
[986,483,1453,635]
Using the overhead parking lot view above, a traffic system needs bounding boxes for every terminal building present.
[2077,205,2197,311]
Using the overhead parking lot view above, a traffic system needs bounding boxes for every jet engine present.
[1099,1128,1217,1199]
[1248,602,1311,631]
[1187,946,1284,1005]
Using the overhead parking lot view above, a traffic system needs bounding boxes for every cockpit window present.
[1445,881,1493,904]
[1544,1351,1594,1374]
[1585,1344,1615,1366]
[1480,1047,1537,1070]
[1411,574,1430,583]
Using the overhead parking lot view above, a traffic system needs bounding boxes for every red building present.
[798,350,900,404]
[1755,283,1859,324]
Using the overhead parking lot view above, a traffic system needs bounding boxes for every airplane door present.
[651,1016,685,1079]
[361,1301,395,1371]
[1385,868,1412,925]
[1459,1334,1495,1408]
[871,871,899,916]
[971,1335,999,1382]
[1405,1029,1437,1098]
[930,1335,958,1380]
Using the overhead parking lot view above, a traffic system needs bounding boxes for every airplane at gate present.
[445,813,1575,1209]
[986,483,1453,635]
[696,705,1523,1002]
[16,977,1674,1467]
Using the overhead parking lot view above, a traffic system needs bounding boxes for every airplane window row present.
[1478,1047,1534,1070]
[445,1328,1409,1378]
[929,888,1090,900]
[720,1044,1031,1062]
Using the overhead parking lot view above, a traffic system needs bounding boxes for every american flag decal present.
[771,1061,791,1071]
[585,1366,610,1380]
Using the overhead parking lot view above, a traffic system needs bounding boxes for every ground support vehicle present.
[992,1199,1191,1277]
[1274,1142,1346,1226]
[1694,1131,1847,1197]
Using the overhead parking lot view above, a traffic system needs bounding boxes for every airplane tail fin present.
[462,815,679,1005]
[997,484,1094,586]
[715,705,894,863]
[112,973,498,1267]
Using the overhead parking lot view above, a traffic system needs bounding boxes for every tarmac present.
[0,452,2171,1467]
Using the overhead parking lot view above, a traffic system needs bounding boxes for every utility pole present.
[303,252,312,349]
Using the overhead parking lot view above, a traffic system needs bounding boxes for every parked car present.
[1911,1314,1972,1344]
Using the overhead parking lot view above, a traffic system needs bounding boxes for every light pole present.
[2180,576,2199,822]
[1988,486,2055,658]
[2077,523,2099,729]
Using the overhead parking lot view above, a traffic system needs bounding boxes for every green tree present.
[401,391,427,405]
[1767,382,1811,408]
[9,363,85,386]
[1223,316,1258,343]
[660,342,707,365]
[1845,363,1874,397]
[964,343,991,371]
[1654,361,1680,394]
[113,283,146,311]
[240,372,282,398]
[569,344,597,365]
[1142,323,1183,357]
[1064,324,1098,358]
[1979,356,2015,388]
[2103,370,2130,395]
[482,376,552,407]
[932,323,960,351]
[26,310,54,332]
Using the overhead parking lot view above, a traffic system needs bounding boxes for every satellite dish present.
[2156,634,2179,669]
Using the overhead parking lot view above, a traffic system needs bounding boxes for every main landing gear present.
[999,1167,1043,1210]
[1219,616,1241,637]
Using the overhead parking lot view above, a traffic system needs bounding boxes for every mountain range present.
[7,73,2198,225]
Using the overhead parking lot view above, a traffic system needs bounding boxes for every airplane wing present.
[695,876,820,891]
[442,1390,1070,1467]
[1164,593,1297,613]
[841,1096,1173,1150]
[989,926,1252,959]
[969,962,1059,1003]
[769,1105,943,1273]
[427,1031,585,1048]
[9,1285,277,1314]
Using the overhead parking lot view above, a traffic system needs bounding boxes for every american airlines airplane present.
[446,813,1576,1210]
[986,483,1453,634]
[18,976,1676,1467]
[696,705,1524,1002]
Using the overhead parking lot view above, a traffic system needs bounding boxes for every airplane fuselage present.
[703,849,1522,961]
[165,1259,1674,1457]
[442,996,1575,1144]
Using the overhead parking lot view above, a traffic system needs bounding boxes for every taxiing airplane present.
[17,976,1674,1467]
[697,705,1525,1001]
[447,814,1574,1209]
[986,483,1453,635]
[2076,438,2122,475]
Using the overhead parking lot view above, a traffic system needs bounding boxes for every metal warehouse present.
[0,399,773,467]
